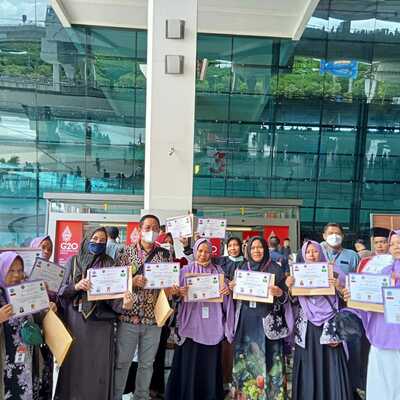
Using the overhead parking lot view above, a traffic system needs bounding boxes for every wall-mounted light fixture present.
[165,55,184,74]
[166,19,185,39]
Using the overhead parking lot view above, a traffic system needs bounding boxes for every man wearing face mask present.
[113,215,173,400]
[321,222,362,400]
[321,222,359,275]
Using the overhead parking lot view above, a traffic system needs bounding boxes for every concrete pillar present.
[143,0,197,220]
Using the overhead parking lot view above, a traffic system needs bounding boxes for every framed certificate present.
[383,287,400,324]
[347,273,392,313]
[144,262,180,289]
[184,273,224,303]
[87,266,132,301]
[166,215,193,239]
[0,248,42,276]
[29,257,66,293]
[6,280,49,318]
[290,262,335,296]
[233,270,275,303]
[197,218,227,239]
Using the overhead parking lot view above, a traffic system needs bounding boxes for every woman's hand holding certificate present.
[6,280,50,318]
[233,270,275,303]
[347,273,392,313]
[87,266,131,301]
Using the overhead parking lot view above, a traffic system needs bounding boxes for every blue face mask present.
[88,242,106,255]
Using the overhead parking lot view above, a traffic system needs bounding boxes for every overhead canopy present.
[51,0,320,40]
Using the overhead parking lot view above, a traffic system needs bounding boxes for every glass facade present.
[194,0,400,238]
[1,0,400,244]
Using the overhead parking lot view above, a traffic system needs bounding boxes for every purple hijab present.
[349,230,400,349]
[297,240,341,326]
[177,238,235,345]
[0,251,23,289]
[30,235,51,249]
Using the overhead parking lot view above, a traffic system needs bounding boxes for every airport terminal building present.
[1,0,400,246]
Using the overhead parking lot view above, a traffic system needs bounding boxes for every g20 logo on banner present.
[55,221,83,265]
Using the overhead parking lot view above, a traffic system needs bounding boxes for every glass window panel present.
[315,207,351,227]
[274,125,320,153]
[275,98,322,124]
[320,127,356,154]
[232,37,273,66]
[197,35,231,61]
[317,181,353,207]
[0,198,40,247]
[195,93,229,121]
[88,28,136,58]
[273,153,317,180]
[229,94,269,122]
[300,207,314,224]
[322,100,360,126]
[0,105,36,142]
[361,182,400,210]
[271,179,316,207]
[0,142,37,197]
[231,65,273,95]
[137,31,147,60]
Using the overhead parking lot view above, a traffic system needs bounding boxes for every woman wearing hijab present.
[0,251,55,400]
[286,240,352,400]
[343,229,400,400]
[29,235,54,400]
[30,235,53,261]
[55,227,133,400]
[165,238,235,400]
[230,236,288,400]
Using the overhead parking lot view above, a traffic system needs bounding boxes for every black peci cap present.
[370,227,391,239]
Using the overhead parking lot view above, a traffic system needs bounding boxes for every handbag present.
[20,320,44,346]
[91,301,117,322]
[262,303,289,340]
[324,296,364,342]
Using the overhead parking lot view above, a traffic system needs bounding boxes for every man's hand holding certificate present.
[166,215,193,238]
[197,218,227,239]
[233,270,274,303]
[87,266,131,301]
[6,280,49,318]
[383,287,400,324]
[185,274,223,302]
[290,262,334,296]
[30,258,66,293]
[347,273,391,313]
[144,263,180,289]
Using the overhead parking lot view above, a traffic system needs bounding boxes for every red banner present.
[126,222,140,245]
[242,231,261,241]
[210,238,222,257]
[263,225,289,244]
[54,221,83,265]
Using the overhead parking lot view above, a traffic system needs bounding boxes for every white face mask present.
[326,234,343,247]
[141,230,158,244]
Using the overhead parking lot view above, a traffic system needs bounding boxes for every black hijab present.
[245,236,270,271]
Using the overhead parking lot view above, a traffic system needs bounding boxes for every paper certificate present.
[144,262,180,289]
[233,270,273,303]
[0,248,42,276]
[347,273,392,313]
[30,258,66,293]
[88,266,129,300]
[383,287,400,324]
[197,218,227,239]
[166,215,193,238]
[6,280,49,318]
[290,263,334,296]
[185,274,221,302]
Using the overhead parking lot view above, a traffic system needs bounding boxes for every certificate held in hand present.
[166,215,193,239]
[185,273,224,303]
[6,280,49,318]
[290,262,335,296]
[197,218,227,239]
[144,262,180,289]
[383,287,400,324]
[30,257,66,293]
[347,273,392,313]
[233,270,274,303]
[87,266,132,301]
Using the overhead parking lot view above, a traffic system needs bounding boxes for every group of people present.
[0,216,399,400]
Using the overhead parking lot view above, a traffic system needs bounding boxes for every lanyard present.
[136,242,154,263]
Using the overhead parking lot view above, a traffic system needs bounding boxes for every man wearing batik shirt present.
[113,214,173,400]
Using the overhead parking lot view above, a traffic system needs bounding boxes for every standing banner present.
[54,221,83,265]
[210,238,222,257]
[263,225,289,244]
[126,222,140,245]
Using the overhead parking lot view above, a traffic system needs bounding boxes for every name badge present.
[202,306,209,319]
[249,301,257,309]
[15,344,27,364]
